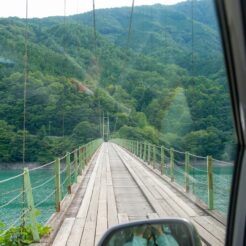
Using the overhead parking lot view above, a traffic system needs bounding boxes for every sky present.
[0,0,186,18]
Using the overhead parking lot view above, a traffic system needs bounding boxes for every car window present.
[0,0,236,243]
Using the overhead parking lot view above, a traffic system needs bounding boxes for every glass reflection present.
[105,222,194,246]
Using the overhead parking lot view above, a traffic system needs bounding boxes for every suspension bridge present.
[0,0,233,245]
[0,139,232,245]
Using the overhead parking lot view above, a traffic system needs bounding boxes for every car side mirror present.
[98,218,202,246]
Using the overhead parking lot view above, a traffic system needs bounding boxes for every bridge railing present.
[112,138,233,215]
[0,138,103,242]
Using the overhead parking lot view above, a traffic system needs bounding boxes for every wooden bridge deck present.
[46,142,225,246]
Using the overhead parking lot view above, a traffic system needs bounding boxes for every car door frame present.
[215,0,246,245]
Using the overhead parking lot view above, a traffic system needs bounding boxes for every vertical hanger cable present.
[127,0,135,48]
[23,0,29,165]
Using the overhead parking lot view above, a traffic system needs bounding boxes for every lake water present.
[0,167,74,229]
[172,165,233,213]
[0,165,233,230]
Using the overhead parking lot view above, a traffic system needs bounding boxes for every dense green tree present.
[0,2,236,163]
[72,121,99,145]
[184,127,224,158]
[0,121,15,162]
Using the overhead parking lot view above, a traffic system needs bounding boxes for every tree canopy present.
[0,0,235,162]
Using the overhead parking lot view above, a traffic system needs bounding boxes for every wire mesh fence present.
[0,138,103,239]
[114,138,234,215]
[0,173,25,232]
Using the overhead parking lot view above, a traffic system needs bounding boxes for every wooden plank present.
[117,203,153,211]
[129,144,224,245]
[42,151,99,246]
[106,145,118,228]
[117,208,153,218]
[150,182,223,245]
[147,213,159,219]
[107,187,118,227]
[80,152,104,246]
[140,155,198,217]
[106,146,113,186]
[54,143,224,246]
[142,175,163,200]
[118,213,129,224]
[109,143,154,220]
[113,145,172,217]
[113,144,224,245]
[95,154,108,245]
[52,218,75,246]
[159,199,179,216]
[77,145,103,219]
[66,146,104,246]
[192,220,224,246]
[131,158,224,245]
[114,195,146,203]
[146,177,189,218]
[193,216,225,242]
[131,154,198,218]
[80,221,96,246]
[114,187,145,195]
[203,215,225,235]
[130,170,176,218]
[127,161,186,217]
[66,218,85,246]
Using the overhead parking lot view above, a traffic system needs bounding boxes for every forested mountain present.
[0,0,235,163]
[72,0,223,76]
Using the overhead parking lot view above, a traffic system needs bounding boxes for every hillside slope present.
[70,0,223,76]
[0,1,235,162]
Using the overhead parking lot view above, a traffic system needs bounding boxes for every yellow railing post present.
[66,152,71,194]
[185,152,190,193]
[55,158,61,212]
[86,143,90,162]
[127,140,130,151]
[83,146,86,170]
[85,144,88,165]
[148,143,151,164]
[135,141,137,156]
[207,156,214,210]
[170,148,174,182]
[23,168,40,242]
[153,145,156,169]
[143,141,147,161]
[74,149,78,183]
[79,146,83,174]
[140,142,143,159]
[136,141,139,157]
[161,146,165,175]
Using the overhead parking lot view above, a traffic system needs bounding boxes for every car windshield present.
[0,0,236,245]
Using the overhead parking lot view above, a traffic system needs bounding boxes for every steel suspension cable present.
[22,0,29,228]
[164,1,167,64]
[64,0,66,23]
[189,1,195,188]
[62,0,67,139]
[127,0,135,48]
[23,0,29,165]
[93,0,97,51]
[191,0,194,80]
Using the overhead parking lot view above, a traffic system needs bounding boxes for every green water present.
[0,168,71,228]
[0,165,232,229]
[163,164,233,214]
